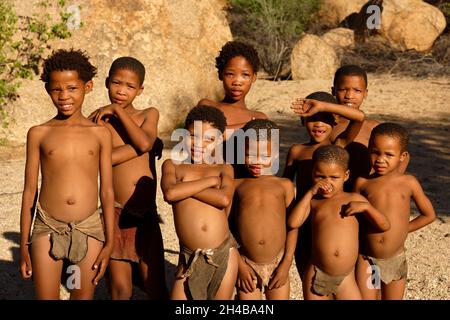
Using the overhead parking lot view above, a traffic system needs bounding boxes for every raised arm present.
[191,164,235,210]
[93,127,115,284]
[291,98,365,147]
[19,126,41,280]
[160,160,220,203]
[408,176,436,232]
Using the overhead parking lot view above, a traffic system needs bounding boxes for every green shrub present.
[227,0,319,80]
[0,0,79,127]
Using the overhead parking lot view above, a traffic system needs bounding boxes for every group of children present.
[19,40,436,300]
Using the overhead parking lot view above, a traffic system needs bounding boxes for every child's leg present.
[302,263,331,300]
[139,223,169,299]
[355,255,380,300]
[265,278,290,300]
[109,260,133,299]
[237,287,263,300]
[70,237,103,300]
[30,235,64,299]
[334,270,362,300]
[214,247,239,300]
[171,276,189,300]
[381,278,406,300]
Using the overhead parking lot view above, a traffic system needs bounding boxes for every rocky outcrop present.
[3,0,232,143]
[380,0,447,51]
[291,34,339,80]
[316,0,368,27]
[321,28,355,55]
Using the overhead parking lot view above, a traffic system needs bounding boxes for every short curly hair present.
[215,41,260,80]
[108,56,145,86]
[313,145,350,170]
[40,49,97,88]
[334,64,368,88]
[370,122,409,152]
[185,105,227,133]
[242,119,278,140]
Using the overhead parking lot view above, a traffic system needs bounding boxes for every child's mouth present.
[59,104,73,111]
[312,128,326,136]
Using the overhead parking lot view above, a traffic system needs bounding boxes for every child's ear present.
[105,77,110,88]
[137,86,144,96]
[364,88,368,99]
[85,80,93,93]
[344,169,350,182]
[252,73,257,83]
[400,151,408,162]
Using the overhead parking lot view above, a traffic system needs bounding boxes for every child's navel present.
[88,150,94,155]
[66,198,76,205]
[48,150,54,156]
[258,239,265,245]
[334,250,339,257]
[201,225,207,232]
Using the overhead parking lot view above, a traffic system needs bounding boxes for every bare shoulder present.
[348,192,369,202]
[90,124,112,141]
[401,174,420,187]
[365,119,380,130]
[288,143,307,158]
[220,163,234,176]
[141,106,159,118]
[234,178,245,188]
[27,124,48,137]
[198,98,220,108]
[252,110,268,119]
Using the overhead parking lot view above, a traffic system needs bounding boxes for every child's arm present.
[288,181,330,229]
[407,176,436,232]
[282,145,300,181]
[90,105,159,164]
[292,98,365,147]
[93,127,115,285]
[191,165,235,209]
[19,127,41,280]
[268,182,297,290]
[343,195,391,232]
[161,160,221,203]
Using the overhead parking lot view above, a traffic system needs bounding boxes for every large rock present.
[321,28,355,54]
[2,0,231,144]
[380,0,447,51]
[316,0,368,27]
[291,34,339,80]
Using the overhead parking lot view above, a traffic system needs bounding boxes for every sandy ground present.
[0,75,449,299]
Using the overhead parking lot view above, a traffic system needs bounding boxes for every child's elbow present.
[163,189,175,204]
[218,194,232,209]
[137,139,153,154]
[287,217,299,230]
[379,220,391,232]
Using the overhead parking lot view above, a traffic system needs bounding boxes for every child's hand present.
[268,259,290,290]
[19,247,32,280]
[291,98,323,117]
[88,104,118,124]
[342,201,369,216]
[237,259,257,293]
[92,245,112,285]
[311,181,333,195]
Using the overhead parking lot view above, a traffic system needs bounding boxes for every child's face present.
[369,135,406,176]
[187,121,222,163]
[222,56,256,102]
[244,138,273,177]
[47,70,92,117]
[333,75,367,110]
[106,68,143,108]
[305,114,334,143]
[312,161,349,198]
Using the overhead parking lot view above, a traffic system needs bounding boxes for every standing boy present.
[89,57,167,299]
[161,105,238,300]
[354,123,436,300]
[19,49,114,299]
[283,93,365,280]
[288,145,389,300]
[233,119,296,300]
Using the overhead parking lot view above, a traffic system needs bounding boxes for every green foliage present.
[228,0,319,80]
[0,0,79,125]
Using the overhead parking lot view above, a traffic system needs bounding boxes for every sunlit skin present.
[197,56,267,136]
[287,160,370,300]
[330,75,377,146]
[19,70,114,300]
[87,66,167,300]
[161,121,238,300]
[354,134,436,300]
[233,138,296,300]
